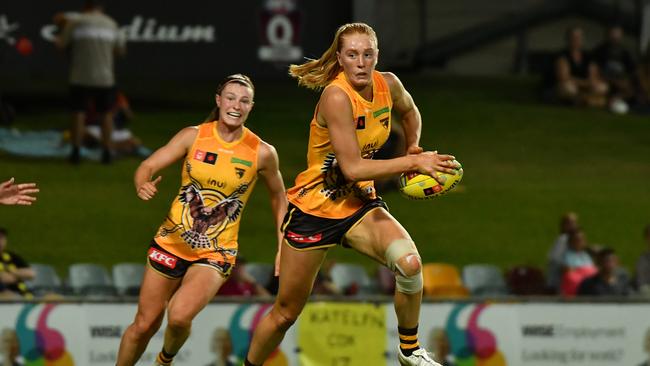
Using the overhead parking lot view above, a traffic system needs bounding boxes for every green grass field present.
[2,75,649,279]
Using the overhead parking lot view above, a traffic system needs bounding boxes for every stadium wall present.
[1,301,649,365]
[0,0,351,87]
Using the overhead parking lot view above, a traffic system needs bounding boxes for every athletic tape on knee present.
[385,239,423,294]
[395,272,423,294]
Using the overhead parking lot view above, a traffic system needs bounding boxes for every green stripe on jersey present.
[231,157,253,167]
[373,106,390,118]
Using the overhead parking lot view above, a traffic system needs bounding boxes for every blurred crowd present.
[2,214,649,301]
[544,24,650,115]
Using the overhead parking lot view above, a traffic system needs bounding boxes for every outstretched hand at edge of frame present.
[0,178,39,206]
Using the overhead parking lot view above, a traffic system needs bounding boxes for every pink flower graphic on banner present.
[230,304,288,365]
[15,304,74,365]
[446,303,507,366]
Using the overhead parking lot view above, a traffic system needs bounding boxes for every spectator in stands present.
[554,26,609,107]
[636,45,650,109]
[376,265,396,295]
[83,91,151,158]
[577,247,632,296]
[0,328,24,366]
[591,24,636,114]
[0,178,38,206]
[205,327,237,366]
[0,228,35,299]
[635,224,650,292]
[217,258,271,297]
[426,328,455,366]
[560,228,597,296]
[546,212,579,292]
[55,0,126,164]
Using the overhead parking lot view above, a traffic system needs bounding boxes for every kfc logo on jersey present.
[148,247,178,268]
[286,231,322,244]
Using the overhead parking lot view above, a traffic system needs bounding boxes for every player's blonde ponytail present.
[289,23,378,90]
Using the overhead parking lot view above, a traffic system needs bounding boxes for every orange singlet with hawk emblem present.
[286,70,393,219]
[154,121,260,264]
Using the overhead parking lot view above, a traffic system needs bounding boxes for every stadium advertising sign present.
[1,302,649,365]
[40,15,216,43]
[1,1,348,82]
[299,302,387,365]
[258,0,303,62]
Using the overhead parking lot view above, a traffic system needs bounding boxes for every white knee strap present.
[385,239,423,294]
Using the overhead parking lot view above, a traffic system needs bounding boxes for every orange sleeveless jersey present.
[155,122,260,263]
[286,71,393,219]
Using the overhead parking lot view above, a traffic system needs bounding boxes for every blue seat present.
[68,263,116,297]
[462,264,508,296]
[25,263,64,296]
[329,263,376,295]
[112,263,145,296]
[244,262,274,288]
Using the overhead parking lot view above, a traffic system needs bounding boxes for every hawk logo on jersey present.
[178,184,248,249]
[234,167,245,179]
[320,153,373,201]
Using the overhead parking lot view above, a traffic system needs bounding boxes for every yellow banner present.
[298,302,386,366]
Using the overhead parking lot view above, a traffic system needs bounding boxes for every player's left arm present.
[257,141,288,276]
[382,71,423,155]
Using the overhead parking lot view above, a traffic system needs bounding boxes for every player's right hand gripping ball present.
[398,160,463,200]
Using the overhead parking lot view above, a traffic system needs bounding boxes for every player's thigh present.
[134,266,181,322]
[344,207,415,265]
[167,265,228,321]
[275,240,328,316]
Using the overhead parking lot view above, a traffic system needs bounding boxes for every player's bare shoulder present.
[380,71,405,99]
[257,139,280,171]
[320,83,349,105]
[318,84,352,127]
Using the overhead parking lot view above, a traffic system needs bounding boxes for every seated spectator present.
[216,259,270,297]
[636,44,650,109]
[554,26,609,107]
[83,91,151,158]
[560,228,597,296]
[591,24,637,114]
[376,265,396,295]
[636,224,650,292]
[0,328,24,366]
[577,248,632,296]
[0,228,35,299]
[426,327,455,366]
[206,327,238,366]
[547,212,579,292]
